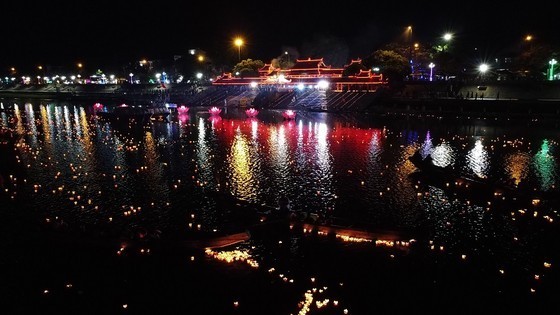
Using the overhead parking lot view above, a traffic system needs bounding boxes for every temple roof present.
[291,58,329,70]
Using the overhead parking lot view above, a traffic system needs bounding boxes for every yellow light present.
[525,35,533,41]
[77,63,83,68]
[38,66,43,70]
[414,43,419,48]
[198,55,205,62]
[234,38,244,47]
[10,67,15,71]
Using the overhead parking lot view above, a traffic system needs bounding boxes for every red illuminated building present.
[213,58,385,91]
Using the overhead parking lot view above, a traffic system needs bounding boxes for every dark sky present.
[1,0,555,72]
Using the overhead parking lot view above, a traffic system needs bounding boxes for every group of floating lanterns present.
[205,248,259,268]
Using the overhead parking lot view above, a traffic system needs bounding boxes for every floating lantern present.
[93,103,104,111]
[245,108,258,118]
[282,110,296,120]
[209,107,221,115]
[178,105,189,114]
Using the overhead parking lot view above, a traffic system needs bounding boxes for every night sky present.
[1,0,554,71]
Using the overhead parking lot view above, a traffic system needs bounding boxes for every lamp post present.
[129,73,134,84]
[234,38,244,61]
[407,26,413,74]
[549,59,557,81]
[429,63,435,81]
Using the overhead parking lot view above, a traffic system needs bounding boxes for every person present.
[277,196,291,216]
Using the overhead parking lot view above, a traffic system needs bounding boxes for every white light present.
[155,73,161,79]
[70,76,76,80]
[373,67,380,72]
[129,73,134,77]
[443,33,453,41]
[479,64,489,73]
[297,83,305,91]
[317,80,329,89]
[109,75,115,80]
[250,82,258,88]
[61,76,66,80]
[189,49,196,55]
[429,63,435,69]
[196,72,203,79]
[235,72,240,76]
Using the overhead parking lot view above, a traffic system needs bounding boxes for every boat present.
[96,104,170,123]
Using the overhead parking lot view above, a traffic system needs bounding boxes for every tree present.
[514,43,554,80]
[232,59,265,77]
[364,50,409,82]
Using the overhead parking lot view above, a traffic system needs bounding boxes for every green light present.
[533,139,555,191]
[549,59,557,81]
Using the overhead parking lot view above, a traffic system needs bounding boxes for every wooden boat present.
[96,105,169,122]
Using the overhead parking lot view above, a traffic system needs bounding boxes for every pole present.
[238,46,241,61]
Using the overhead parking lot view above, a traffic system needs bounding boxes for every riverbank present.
[2,82,560,116]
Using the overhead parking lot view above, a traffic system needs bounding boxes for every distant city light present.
[155,73,161,79]
[297,83,305,91]
[478,64,489,73]
[372,67,380,72]
[196,72,203,79]
[70,76,76,80]
[198,55,205,62]
[525,35,533,42]
[250,82,258,88]
[189,49,196,55]
[77,63,83,68]
[428,63,435,81]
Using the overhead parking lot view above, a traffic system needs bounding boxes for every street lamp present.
[525,35,533,42]
[77,63,83,69]
[549,59,557,81]
[429,63,435,81]
[478,64,489,81]
[129,73,134,84]
[198,55,205,62]
[442,33,453,53]
[196,72,203,79]
[234,37,244,61]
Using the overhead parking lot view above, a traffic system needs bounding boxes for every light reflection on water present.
[3,103,560,240]
[534,139,556,191]
[466,139,489,178]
